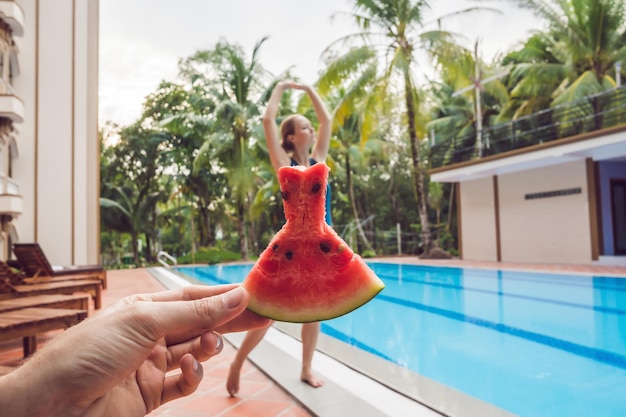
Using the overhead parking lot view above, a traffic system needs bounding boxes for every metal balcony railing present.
[429,85,626,169]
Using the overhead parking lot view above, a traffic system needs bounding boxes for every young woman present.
[226,80,332,395]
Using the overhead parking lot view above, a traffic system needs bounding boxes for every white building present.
[0,0,99,265]
[430,94,626,265]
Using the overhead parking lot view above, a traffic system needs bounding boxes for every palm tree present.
[428,40,510,162]
[330,0,484,254]
[100,184,166,265]
[145,80,224,249]
[180,38,271,259]
[99,122,172,264]
[500,32,566,118]
[316,46,381,252]
[508,0,626,104]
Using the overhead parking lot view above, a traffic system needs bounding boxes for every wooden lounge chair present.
[0,261,94,287]
[12,243,107,289]
[0,276,102,310]
[0,294,89,313]
[0,307,88,357]
[0,293,89,366]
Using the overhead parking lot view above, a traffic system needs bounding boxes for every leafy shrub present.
[177,246,241,265]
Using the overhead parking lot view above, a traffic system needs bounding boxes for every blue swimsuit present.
[290,158,332,226]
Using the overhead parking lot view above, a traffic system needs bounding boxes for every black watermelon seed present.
[311,182,321,194]
[281,191,290,201]
[285,250,294,260]
[272,243,279,251]
[319,241,331,253]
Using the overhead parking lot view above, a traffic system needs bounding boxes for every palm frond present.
[552,70,604,105]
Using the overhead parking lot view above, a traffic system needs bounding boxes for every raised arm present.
[263,81,292,172]
[293,83,331,163]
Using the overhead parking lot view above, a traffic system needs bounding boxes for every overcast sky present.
[99,0,541,126]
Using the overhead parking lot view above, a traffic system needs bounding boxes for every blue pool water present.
[174,262,626,416]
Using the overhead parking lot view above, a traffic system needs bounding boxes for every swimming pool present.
[173,262,626,417]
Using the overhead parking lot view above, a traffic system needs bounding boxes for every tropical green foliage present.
[100,123,171,265]
[177,246,241,265]
[328,0,497,253]
[507,0,626,104]
[99,0,626,267]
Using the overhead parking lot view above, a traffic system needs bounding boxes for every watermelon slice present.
[242,162,385,323]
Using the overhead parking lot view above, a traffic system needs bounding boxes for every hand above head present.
[0,284,271,417]
[276,79,308,91]
[287,81,309,91]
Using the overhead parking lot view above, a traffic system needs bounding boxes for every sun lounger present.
[20,274,97,285]
[0,294,89,313]
[12,243,107,289]
[0,261,95,286]
[0,278,102,310]
[0,294,89,364]
[0,307,88,357]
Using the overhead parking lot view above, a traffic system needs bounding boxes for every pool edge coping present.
[148,266,516,417]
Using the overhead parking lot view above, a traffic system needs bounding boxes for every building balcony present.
[429,85,626,172]
[0,1,24,36]
[0,175,21,215]
[0,192,22,215]
[0,94,23,123]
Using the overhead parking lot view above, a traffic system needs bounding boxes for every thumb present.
[148,287,249,338]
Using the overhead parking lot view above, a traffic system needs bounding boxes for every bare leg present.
[300,322,324,387]
[226,323,272,396]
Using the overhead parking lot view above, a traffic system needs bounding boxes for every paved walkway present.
[0,268,312,417]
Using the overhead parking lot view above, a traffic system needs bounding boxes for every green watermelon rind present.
[246,283,385,323]
[243,254,385,323]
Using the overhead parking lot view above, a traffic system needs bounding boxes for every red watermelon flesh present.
[242,162,385,323]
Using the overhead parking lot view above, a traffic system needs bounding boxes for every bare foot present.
[301,370,324,388]
[226,364,241,397]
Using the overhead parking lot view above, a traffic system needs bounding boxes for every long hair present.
[279,114,299,152]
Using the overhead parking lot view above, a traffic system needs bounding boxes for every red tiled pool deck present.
[1,258,625,417]
[0,268,312,417]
